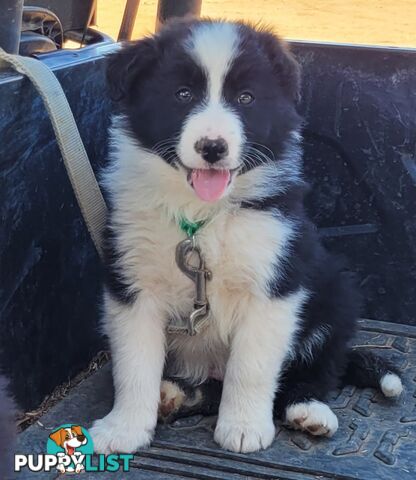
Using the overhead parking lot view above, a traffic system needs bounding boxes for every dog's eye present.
[237,92,255,105]
[175,87,193,103]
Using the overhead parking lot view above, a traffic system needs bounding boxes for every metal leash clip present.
[168,236,212,335]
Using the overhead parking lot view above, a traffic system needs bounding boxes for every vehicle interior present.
[0,1,415,478]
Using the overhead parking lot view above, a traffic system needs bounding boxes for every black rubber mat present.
[16,319,416,479]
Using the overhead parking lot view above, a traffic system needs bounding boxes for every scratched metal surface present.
[16,319,416,479]
[291,42,416,327]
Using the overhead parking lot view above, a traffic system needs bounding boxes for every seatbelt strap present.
[0,47,108,259]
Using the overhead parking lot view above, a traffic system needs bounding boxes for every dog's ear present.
[72,425,83,436]
[257,30,301,102]
[106,37,159,102]
[49,428,66,447]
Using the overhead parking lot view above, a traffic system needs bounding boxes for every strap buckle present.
[168,236,212,335]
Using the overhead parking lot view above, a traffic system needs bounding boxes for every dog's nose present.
[194,137,229,164]
[77,434,86,442]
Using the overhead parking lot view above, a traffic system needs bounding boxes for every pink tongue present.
[191,169,230,202]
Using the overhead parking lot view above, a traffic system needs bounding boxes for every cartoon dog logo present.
[49,425,88,473]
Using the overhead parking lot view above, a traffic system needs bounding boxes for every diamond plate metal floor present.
[16,319,416,479]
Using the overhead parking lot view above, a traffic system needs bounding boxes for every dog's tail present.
[342,349,403,398]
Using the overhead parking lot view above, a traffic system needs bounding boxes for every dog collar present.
[178,216,206,238]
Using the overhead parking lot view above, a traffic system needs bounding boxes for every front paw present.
[214,417,275,453]
[90,412,155,454]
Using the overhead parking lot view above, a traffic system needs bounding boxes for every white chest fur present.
[103,127,299,382]
[112,202,294,381]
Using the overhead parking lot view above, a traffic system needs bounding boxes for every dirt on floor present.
[95,0,416,47]
[17,351,109,431]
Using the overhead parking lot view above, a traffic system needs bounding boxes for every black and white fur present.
[90,19,402,454]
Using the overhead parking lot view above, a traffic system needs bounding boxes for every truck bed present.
[17,318,416,479]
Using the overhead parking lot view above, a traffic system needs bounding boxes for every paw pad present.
[285,400,338,437]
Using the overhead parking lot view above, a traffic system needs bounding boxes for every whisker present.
[151,135,180,156]
[241,153,259,171]
[153,144,177,158]
[246,146,273,165]
[246,141,276,161]
[249,142,275,158]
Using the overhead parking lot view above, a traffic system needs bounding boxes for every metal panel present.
[0,45,113,410]
[291,42,416,325]
[0,0,24,53]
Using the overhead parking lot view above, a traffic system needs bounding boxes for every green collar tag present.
[178,217,206,237]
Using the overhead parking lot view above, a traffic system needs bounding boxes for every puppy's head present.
[49,425,87,453]
[107,19,301,204]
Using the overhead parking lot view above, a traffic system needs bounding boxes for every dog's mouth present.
[176,160,240,203]
[67,445,75,456]
[186,168,232,202]
[159,150,240,202]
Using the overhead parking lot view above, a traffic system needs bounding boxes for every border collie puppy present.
[91,19,403,454]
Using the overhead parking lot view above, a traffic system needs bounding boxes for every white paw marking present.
[158,380,186,419]
[380,373,403,398]
[285,400,338,437]
[214,418,275,453]
[90,412,154,454]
